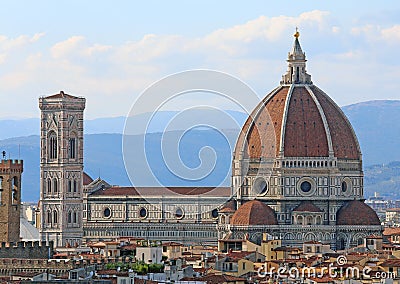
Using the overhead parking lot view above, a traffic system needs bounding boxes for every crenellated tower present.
[0,159,23,243]
[39,91,85,247]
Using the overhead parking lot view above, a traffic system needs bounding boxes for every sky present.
[0,1,399,119]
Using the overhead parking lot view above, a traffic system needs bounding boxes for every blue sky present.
[1,1,399,118]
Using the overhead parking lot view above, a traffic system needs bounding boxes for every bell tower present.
[39,91,85,247]
[0,159,23,243]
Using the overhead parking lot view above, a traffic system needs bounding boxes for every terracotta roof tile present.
[336,200,381,225]
[312,86,360,159]
[230,200,278,226]
[90,186,231,197]
[284,86,329,157]
[293,201,323,212]
[219,199,236,213]
[234,83,361,161]
[383,228,400,236]
[83,172,93,185]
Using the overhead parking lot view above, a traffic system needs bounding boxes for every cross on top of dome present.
[280,29,312,85]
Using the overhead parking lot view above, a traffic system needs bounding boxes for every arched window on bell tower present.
[68,134,77,159]
[53,178,58,194]
[48,131,58,160]
[53,210,58,224]
[47,210,52,225]
[47,178,52,194]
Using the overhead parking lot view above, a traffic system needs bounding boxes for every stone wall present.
[0,241,53,259]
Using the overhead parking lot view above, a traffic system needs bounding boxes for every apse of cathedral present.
[221,31,382,250]
[38,31,382,250]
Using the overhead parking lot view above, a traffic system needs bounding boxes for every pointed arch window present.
[48,131,58,160]
[47,210,52,224]
[68,135,77,159]
[73,180,77,192]
[73,211,77,223]
[68,180,72,192]
[53,178,58,193]
[47,178,52,194]
[53,210,58,224]
[68,211,72,223]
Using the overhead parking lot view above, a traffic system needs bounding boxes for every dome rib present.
[311,85,361,159]
[283,86,329,157]
[305,85,334,156]
[230,200,278,226]
[279,84,294,155]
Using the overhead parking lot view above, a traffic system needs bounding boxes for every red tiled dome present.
[233,34,361,161]
[336,200,381,226]
[234,85,361,160]
[230,200,277,226]
[293,201,323,212]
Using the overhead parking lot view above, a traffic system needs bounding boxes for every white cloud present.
[0,11,399,119]
[381,25,400,42]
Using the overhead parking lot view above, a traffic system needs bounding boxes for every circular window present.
[103,207,111,218]
[297,177,316,196]
[139,207,147,218]
[341,178,352,196]
[300,181,312,192]
[211,209,219,219]
[253,178,269,195]
[341,181,347,192]
[175,208,184,219]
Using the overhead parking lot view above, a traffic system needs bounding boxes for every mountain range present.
[0,100,399,202]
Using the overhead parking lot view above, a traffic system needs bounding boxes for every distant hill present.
[342,100,400,166]
[1,100,400,201]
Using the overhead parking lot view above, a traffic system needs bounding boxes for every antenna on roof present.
[98,168,101,179]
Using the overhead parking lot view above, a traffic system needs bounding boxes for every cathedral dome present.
[230,200,277,226]
[234,33,361,161]
[336,200,381,226]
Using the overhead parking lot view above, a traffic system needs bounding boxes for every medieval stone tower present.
[39,91,85,247]
[0,159,23,243]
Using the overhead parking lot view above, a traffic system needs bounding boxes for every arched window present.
[47,210,52,224]
[68,211,72,223]
[297,216,303,225]
[73,211,77,223]
[53,210,58,224]
[68,135,76,159]
[47,178,52,194]
[12,177,18,204]
[48,131,58,160]
[68,180,72,192]
[0,177,3,204]
[53,178,58,193]
[73,180,77,192]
